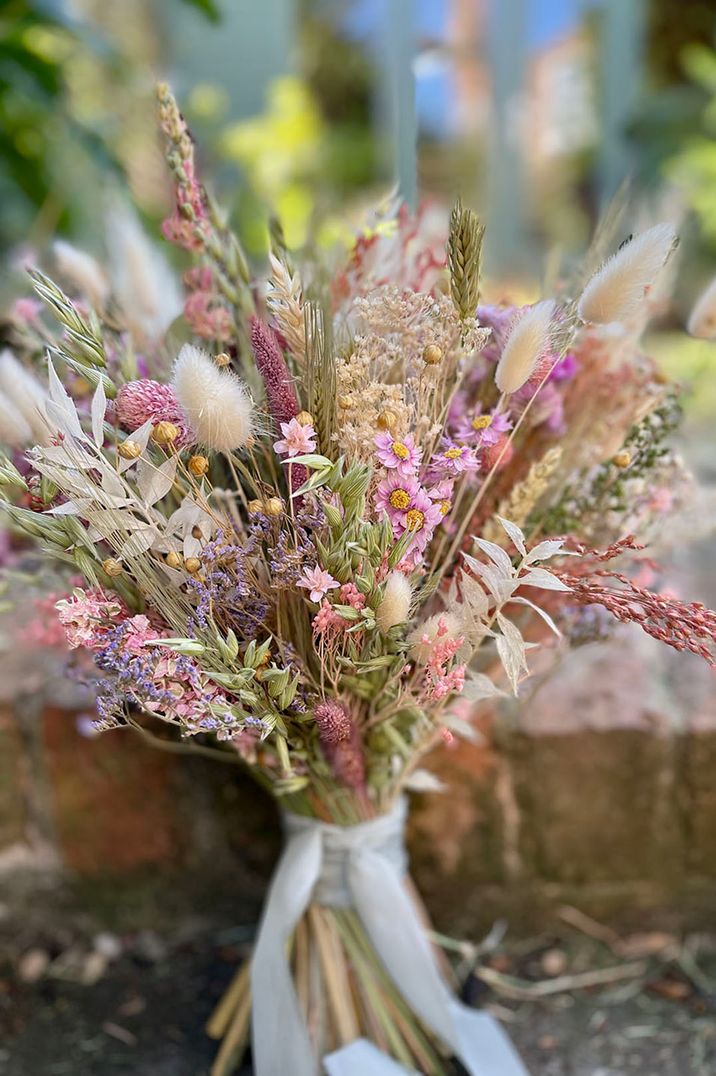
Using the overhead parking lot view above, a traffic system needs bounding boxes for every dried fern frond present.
[447,199,485,322]
[305,301,336,454]
[483,446,563,544]
[267,254,306,370]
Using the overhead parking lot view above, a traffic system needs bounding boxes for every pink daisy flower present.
[395,488,444,565]
[427,480,455,517]
[429,440,479,479]
[298,565,340,603]
[274,417,317,458]
[455,408,511,448]
[374,431,422,476]
[374,472,421,526]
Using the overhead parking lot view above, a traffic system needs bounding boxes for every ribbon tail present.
[325,1038,417,1075]
[251,827,323,1076]
[348,848,530,1076]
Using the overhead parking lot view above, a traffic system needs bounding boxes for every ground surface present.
[2,876,715,1076]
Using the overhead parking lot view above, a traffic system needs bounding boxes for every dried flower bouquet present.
[1,85,715,1075]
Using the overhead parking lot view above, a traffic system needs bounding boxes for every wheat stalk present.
[447,199,485,322]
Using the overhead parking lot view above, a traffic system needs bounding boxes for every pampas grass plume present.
[0,350,51,443]
[687,275,716,339]
[495,300,555,395]
[376,572,412,632]
[172,345,254,453]
[53,240,109,310]
[577,223,677,325]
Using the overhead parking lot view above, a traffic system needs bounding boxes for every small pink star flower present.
[274,417,317,458]
[374,431,422,476]
[298,565,340,603]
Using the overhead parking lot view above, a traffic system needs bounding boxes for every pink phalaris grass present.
[553,536,716,666]
[115,379,194,447]
[251,316,307,494]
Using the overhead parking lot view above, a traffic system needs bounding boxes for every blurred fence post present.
[597,0,647,204]
[484,0,527,276]
[380,0,418,210]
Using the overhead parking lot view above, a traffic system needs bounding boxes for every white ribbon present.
[251,797,530,1076]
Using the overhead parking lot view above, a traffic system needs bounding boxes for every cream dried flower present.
[172,344,254,453]
[687,275,716,340]
[53,240,109,310]
[577,223,677,325]
[0,350,52,443]
[376,572,412,632]
[495,300,555,395]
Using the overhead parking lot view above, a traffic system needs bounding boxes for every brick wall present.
[3,624,716,931]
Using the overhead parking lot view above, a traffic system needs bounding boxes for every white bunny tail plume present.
[106,200,183,339]
[172,345,254,453]
[577,223,677,325]
[53,240,109,309]
[495,300,555,395]
[0,390,32,447]
[375,571,412,632]
[0,350,52,443]
[687,275,716,340]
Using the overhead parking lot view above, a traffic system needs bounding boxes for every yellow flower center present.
[405,508,425,531]
[391,441,410,460]
[444,447,462,460]
[471,414,492,431]
[439,499,451,516]
[389,488,411,510]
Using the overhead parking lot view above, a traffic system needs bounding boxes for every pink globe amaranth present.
[115,379,194,447]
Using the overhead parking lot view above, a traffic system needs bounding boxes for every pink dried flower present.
[427,480,454,517]
[115,379,194,447]
[183,268,233,341]
[298,565,340,603]
[455,408,511,447]
[374,472,421,527]
[339,583,365,610]
[374,431,422,476]
[429,440,479,479]
[56,589,128,649]
[313,699,352,744]
[250,316,300,429]
[392,488,444,564]
[274,417,317,458]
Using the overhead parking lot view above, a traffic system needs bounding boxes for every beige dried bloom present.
[483,447,563,544]
[172,344,254,454]
[687,275,716,339]
[495,300,555,394]
[577,223,677,325]
[376,572,412,632]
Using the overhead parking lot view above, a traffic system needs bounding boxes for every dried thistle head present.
[447,199,485,322]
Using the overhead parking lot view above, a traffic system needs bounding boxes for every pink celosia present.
[115,379,194,447]
[298,565,340,603]
[274,417,317,458]
[250,316,300,429]
[374,431,422,477]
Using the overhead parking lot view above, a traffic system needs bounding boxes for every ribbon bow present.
[251,797,529,1076]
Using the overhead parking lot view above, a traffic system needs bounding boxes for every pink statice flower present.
[374,472,421,527]
[274,417,317,458]
[374,431,422,476]
[429,440,479,479]
[339,582,366,610]
[454,407,512,447]
[298,565,340,603]
[56,589,128,649]
[115,379,194,447]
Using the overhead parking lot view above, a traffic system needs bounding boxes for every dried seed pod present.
[165,551,183,570]
[188,454,209,477]
[214,352,231,367]
[102,557,123,577]
[295,410,314,426]
[422,344,443,366]
[151,421,180,445]
[118,440,142,460]
[376,409,398,432]
[264,497,283,517]
[184,556,201,574]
